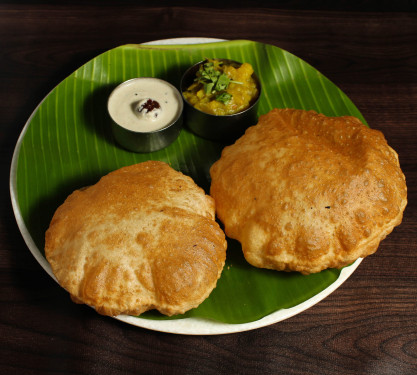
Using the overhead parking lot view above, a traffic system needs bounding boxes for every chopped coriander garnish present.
[204,82,214,94]
[195,60,241,103]
[215,74,230,91]
[216,92,232,104]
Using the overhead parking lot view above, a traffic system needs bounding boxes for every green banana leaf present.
[14,40,365,324]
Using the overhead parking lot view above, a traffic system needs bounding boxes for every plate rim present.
[9,37,362,335]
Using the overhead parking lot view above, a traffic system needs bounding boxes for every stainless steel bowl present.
[180,59,261,142]
[108,78,183,153]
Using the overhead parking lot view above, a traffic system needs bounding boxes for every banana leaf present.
[12,40,365,326]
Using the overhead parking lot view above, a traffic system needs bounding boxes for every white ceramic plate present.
[10,37,362,335]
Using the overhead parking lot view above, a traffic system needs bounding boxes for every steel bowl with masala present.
[180,58,261,142]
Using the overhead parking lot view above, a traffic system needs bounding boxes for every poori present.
[210,108,407,274]
[45,161,227,316]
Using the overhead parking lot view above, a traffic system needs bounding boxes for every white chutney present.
[108,78,182,133]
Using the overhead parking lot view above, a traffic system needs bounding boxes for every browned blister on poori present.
[210,108,407,274]
[45,161,227,316]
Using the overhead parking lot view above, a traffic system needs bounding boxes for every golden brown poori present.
[210,108,407,274]
[45,161,227,316]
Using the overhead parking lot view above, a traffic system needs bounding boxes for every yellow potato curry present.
[183,59,259,116]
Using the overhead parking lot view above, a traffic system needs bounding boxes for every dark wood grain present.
[1,2,416,374]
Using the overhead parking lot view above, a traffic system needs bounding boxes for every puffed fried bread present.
[210,108,407,274]
[45,161,227,316]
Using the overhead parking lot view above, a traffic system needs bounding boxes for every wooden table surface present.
[1,2,416,374]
